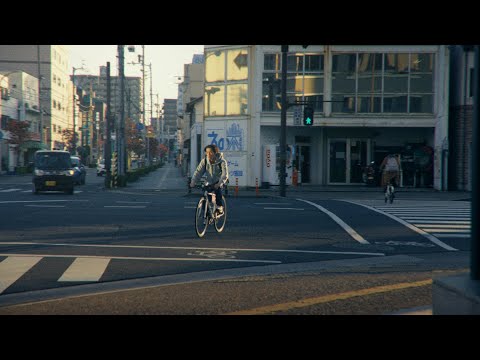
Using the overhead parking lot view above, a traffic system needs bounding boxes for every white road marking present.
[434,234,470,238]
[21,190,31,193]
[0,253,281,264]
[416,228,470,233]
[296,199,369,244]
[58,258,111,282]
[0,242,385,256]
[0,200,88,204]
[184,206,197,209]
[0,189,22,192]
[103,206,147,208]
[340,200,458,251]
[413,224,470,229]
[255,203,292,205]
[405,220,470,224]
[116,201,151,204]
[25,205,66,208]
[0,256,42,294]
[264,207,304,210]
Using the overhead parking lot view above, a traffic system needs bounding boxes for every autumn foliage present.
[5,120,31,146]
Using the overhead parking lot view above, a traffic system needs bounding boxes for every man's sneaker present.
[216,206,224,216]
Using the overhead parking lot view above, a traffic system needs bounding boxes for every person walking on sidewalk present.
[190,145,229,215]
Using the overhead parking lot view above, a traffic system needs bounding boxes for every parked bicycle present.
[195,183,227,238]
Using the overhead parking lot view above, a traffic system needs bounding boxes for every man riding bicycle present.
[190,145,229,216]
[380,153,401,191]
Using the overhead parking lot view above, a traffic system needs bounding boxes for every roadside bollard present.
[235,177,239,198]
[256,177,259,197]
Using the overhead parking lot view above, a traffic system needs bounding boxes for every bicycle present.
[384,180,395,204]
[194,183,227,238]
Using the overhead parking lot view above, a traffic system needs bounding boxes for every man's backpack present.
[385,156,399,171]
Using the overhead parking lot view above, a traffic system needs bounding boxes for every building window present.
[262,52,324,113]
[332,54,356,113]
[331,52,435,114]
[205,48,249,117]
[1,115,10,129]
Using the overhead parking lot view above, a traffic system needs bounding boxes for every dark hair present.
[204,144,218,153]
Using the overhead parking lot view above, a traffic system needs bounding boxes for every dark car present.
[32,150,75,195]
[71,156,86,185]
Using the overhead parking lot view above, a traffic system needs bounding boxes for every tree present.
[126,118,145,157]
[158,143,168,160]
[62,129,76,154]
[5,120,31,166]
[147,138,159,159]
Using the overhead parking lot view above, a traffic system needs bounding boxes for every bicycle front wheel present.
[195,198,208,238]
[214,197,227,233]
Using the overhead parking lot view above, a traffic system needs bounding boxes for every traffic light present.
[303,106,314,126]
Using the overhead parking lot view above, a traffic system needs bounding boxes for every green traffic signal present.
[303,106,314,126]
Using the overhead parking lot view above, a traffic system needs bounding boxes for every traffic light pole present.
[105,62,112,189]
[471,45,480,279]
[280,45,288,197]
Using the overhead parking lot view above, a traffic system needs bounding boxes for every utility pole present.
[472,45,480,280]
[118,45,126,183]
[147,62,153,164]
[37,45,44,149]
[279,45,288,197]
[142,45,146,125]
[105,62,112,188]
[72,65,86,155]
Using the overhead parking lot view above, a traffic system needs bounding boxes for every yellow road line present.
[225,279,433,315]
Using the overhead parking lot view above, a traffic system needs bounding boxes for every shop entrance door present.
[328,138,370,184]
[295,145,311,183]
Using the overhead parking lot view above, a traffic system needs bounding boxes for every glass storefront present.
[328,138,370,184]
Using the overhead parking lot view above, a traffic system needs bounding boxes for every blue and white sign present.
[226,153,247,186]
[205,120,247,152]
[205,120,248,186]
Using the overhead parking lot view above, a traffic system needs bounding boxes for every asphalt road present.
[0,164,471,314]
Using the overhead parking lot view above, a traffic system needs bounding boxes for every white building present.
[0,70,42,173]
[202,45,449,190]
[0,45,71,151]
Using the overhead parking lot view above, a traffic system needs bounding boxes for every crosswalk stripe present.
[417,228,470,233]
[58,257,110,282]
[403,219,470,222]
[0,189,22,193]
[0,256,42,294]
[413,224,470,228]
[361,201,472,238]
[434,234,470,238]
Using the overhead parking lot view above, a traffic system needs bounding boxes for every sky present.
[68,45,205,110]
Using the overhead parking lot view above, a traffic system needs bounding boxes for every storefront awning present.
[20,140,47,150]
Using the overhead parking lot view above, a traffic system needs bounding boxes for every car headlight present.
[61,170,75,176]
[34,169,45,176]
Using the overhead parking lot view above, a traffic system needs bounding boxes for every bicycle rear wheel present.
[214,197,227,233]
[195,198,208,238]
